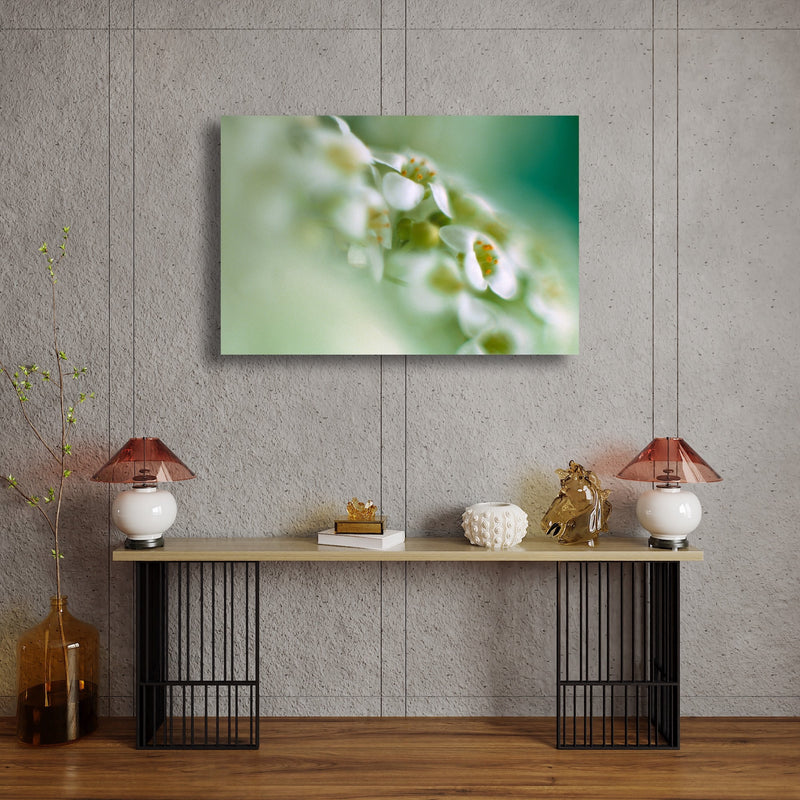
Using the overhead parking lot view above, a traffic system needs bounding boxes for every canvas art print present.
[221,115,578,355]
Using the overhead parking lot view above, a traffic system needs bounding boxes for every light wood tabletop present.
[112,534,704,563]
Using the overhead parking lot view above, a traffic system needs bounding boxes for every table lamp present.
[616,436,721,550]
[92,437,195,549]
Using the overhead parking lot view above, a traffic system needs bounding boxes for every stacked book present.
[317,516,405,550]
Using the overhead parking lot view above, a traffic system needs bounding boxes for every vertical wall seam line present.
[404,0,409,717]
[106,0,113,715]
[651,0,656,440]
[131,0,136,438]
[379,0,384,716]
[675,0,681,438]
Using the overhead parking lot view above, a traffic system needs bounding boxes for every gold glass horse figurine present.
[541,460,611,546]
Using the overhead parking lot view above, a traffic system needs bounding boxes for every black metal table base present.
[556,561,680,748]
[134,559,681,750]
[136,561,260,749]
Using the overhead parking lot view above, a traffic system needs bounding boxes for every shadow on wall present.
[0,602,39,702]
[204,119,222,361]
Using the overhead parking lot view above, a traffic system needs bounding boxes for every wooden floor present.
[1,717,798,800]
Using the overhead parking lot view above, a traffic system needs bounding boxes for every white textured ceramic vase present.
[461,502,529,549]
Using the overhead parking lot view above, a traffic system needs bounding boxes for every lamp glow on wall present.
[616,436,721,550]
[92,437,195,549]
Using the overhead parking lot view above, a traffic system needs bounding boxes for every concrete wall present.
[0,1,797,717]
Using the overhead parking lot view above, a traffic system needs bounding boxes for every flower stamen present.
[473,240,499,278]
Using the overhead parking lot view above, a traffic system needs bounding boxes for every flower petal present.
[382,172,425,210]
[462,250,488,292]
[330,115,351,134]
[457,294,495,337]
[430,182,452,217]
[331,196,368,239]
[367,245,385,282]
[456,338,486,355]
[372,150,405,171]
[348,244,368,267]
[439,224,476,253]
[487,264,518,299]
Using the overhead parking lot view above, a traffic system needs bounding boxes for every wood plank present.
[112,534,703,563]
[0,717,796,799]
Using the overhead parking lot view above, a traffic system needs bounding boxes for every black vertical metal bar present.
[555,563,561,747]
[168,675,174,745]
[166,685,172,746]
[603,563,608,745]
[246,561,250,683]
[580,563,586,745]
[200,563,205,684]
[212,562,217,685]
[228,683,232,746]
[593,563,599,746]
[619,562,624,683]
[136,562,167,749]
[150,686,156,747]
[579,562,584,685]
[215,563,220,743]
[186,562,191,683]
[177,562,183,687]
[610,684,615,746]
[251,684,256,746]
[630,561,635,683]
[229,563,234,745]
[654,562,661,743]
[230,562,236,681]
[673,563,681,747]
[223,560,228,683]
[635,563,640,746]
[647,561,653,746]
[602,684,607,747]
[623,564,629,746]
[255,562,261,746]
[565,562,570,682]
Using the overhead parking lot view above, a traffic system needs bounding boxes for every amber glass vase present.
[16,596,99,745]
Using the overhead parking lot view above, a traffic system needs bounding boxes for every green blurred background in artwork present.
[221,115,578,355]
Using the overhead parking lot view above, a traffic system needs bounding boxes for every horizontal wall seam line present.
[3,26,797,32]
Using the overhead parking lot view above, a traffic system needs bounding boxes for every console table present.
[113,535,702,751]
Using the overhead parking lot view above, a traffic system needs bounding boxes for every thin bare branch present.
[0,357,61,463]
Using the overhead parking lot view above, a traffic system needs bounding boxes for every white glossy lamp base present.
[636,486,702,550]
[112,485,177,549]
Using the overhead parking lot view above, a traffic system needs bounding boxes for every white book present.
[316,529,405,550]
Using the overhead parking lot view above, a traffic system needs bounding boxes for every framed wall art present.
[221,115,578,355]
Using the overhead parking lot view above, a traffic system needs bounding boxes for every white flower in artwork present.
[525,267,577,344]
[390,251,504,346]
[345,188,392,281]
[439,225,518,300]
[374,151,452,217]
[456,318,528,355]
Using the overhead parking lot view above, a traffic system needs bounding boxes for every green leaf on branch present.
[27,496,40,507]
[44,488,55,503]
[51,550,64,560]
[39,243,48,253]
[5,475,18,489]
[63,469,72,478]
[58,352,67,361]
[62,444,72,455]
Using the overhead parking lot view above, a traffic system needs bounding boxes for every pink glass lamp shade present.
[616,437,721,550]
[92,437,195,549]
